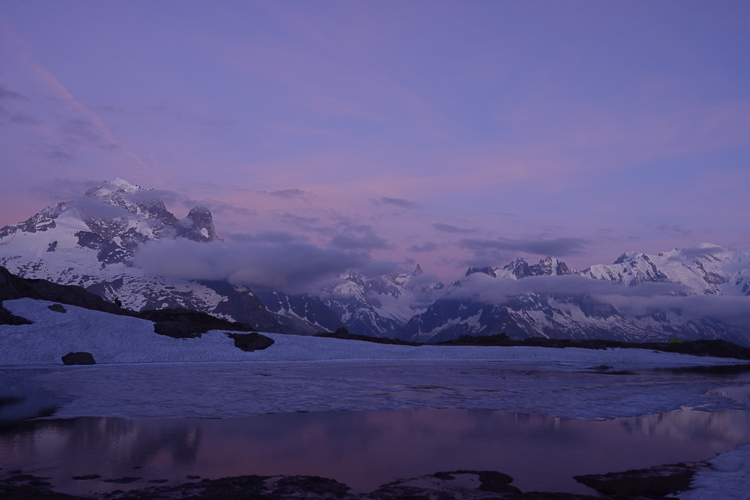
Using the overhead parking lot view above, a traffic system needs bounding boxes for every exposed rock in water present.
[575,462,708,498]
[61,352,96,365]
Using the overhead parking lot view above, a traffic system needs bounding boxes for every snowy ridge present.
[580,243,750,295]
[2,179,750,343]
[399,248,750,344]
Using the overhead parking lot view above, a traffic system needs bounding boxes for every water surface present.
[3,404,750,496]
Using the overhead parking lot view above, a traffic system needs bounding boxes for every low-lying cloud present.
[134,238,371,292]
[441,273,750,326]
[445,273,682,303]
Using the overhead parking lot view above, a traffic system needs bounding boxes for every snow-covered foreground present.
[2,298,750,497]
[2,298,748,367]
[2,297,750,421]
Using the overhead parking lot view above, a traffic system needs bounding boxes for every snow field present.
[2,298,748,368]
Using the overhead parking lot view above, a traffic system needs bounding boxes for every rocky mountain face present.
[0,179,282,333]
[257,290,346,336]
[321,266,444,338]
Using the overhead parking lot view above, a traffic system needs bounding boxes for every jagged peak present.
[502,257,527,270]
[613,251,641,265]
[85,178,147,200]
[412,264,424,276]
[465,266,497,278]
[178,205,218,242]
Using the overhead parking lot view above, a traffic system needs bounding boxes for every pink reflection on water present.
[2,403,750,496]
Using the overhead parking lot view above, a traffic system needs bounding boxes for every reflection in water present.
[2,403,750,496]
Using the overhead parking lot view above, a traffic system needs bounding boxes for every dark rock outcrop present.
[47,304,66,313]
[153,320,197,339]
[315,327,421,346]
[465,266,497,278]
[0,305,32,325]
[226,332,275,351]
[575,462,707,499]
[258,291,344,335]
[204,281,285,333]
[177,205,218,242]
[142,309,255,339]
[61,352,96,365]
[0,265,125,316]
[1,266,260,336]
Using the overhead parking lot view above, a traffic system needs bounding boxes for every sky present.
[1,0,749,281]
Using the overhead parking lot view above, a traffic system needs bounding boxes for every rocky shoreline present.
[0,461,708,500]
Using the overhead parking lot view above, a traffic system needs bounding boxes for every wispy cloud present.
[373,197,420,209]
[59,118,117,149]
[224,230,307,244]
[281,213,321,228]
[433,223,474,234]
[460,237,589,260]
[267,188,306,199]
[0,83,25,114]
[31,178,104,200]
[330,232,391,251]
[149,103,233,129]
[409,242,438,253]
[0,14,146,166]
[183,198,255,216]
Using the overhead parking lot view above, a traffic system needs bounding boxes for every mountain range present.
[1,179,748,345]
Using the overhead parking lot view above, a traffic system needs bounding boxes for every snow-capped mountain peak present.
[0,179,282,333]
[581,244,750,295]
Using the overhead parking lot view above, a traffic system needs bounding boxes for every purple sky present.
[1,1,749,280]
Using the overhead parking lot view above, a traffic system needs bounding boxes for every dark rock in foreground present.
[0,305,32,326]
[61,352,96,365]
[47,304,66,313]
[226,332,275,352]
[575,462,708,498]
